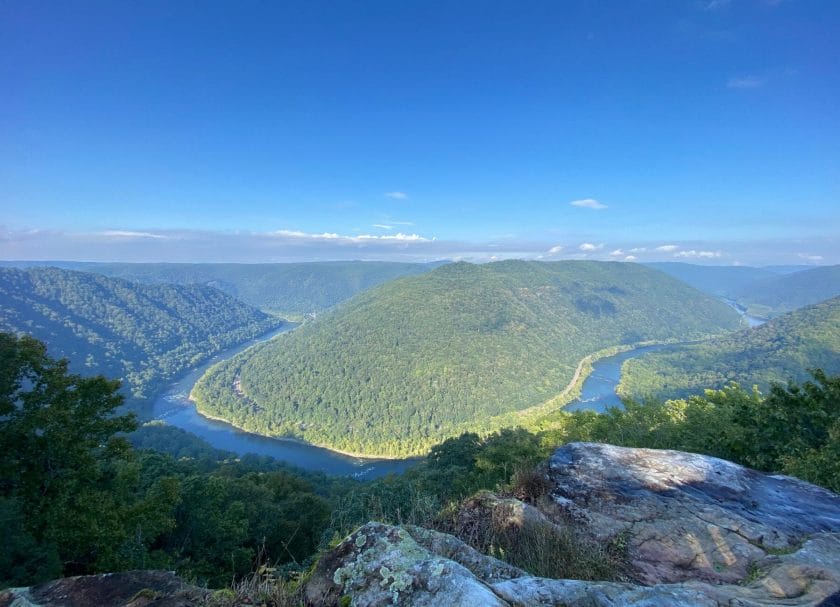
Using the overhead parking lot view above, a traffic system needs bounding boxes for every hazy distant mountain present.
[0,267,280,402]
[193,260,742,456]
[730,265,840,319]
[620,296,840,401]
[1,261,444,316]
[644,262,776,298]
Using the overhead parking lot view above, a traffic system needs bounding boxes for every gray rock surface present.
[548,442,840,585]
[307,443,840,606]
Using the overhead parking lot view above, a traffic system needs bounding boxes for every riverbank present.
[189,402,415,461]
[197,340,666,459]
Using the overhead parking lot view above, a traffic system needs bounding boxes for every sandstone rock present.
[0,571,208,607]
[304,522,515,606]
[547,442,840,585]
[308,525,840,606]
[308,443,840,606]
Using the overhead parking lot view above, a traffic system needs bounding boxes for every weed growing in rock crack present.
[437,491,629,581]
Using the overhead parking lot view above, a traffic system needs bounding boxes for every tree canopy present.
[193,260,742,456]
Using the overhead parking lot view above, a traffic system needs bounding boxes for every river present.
[152,324,419,478]
[565,301,765,413]
[152,300,764,476]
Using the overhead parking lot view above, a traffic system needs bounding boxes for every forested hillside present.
[730,265,840,319]
[0,267,280,402]
[619,296,840,401]
[193,260,742,456]
[27,261,442,316]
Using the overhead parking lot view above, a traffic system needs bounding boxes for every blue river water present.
[152,324,419,478]
[152,302,763,476]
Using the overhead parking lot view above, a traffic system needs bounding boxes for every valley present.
[191,260,743,456]
[2,258,839,593]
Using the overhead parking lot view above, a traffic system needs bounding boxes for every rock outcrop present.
[0,571,209,607]
[547,442,840,585]
[307,443,840,606]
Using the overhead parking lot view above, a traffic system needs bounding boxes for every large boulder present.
[548,442,840,585]
[308,443,840,606]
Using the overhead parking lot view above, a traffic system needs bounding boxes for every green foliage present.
[194,260,742,456]
[0,333,137,583]
[41,260,442,315]
[0,333,336,589]
[0,267,281,403]
[3,332,838,591]
[620,296,840,401]
[541,370,840,492]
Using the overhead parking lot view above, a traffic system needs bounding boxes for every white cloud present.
[798,253,824,262]
[357,233,428,242]
[629,247,647,253]
[98,230,168,240]
[547,245,564,254]
[579,242,604,252]
[372,224,393,229]
[675,250,722,259]
[609,249,624,257]
[271,229,430,243]
[727,75,765,89]
[624,255,638,261]
[705,0,731,10]
[384,191,408,200]
[655,244,679,252]
[570,198,607,210]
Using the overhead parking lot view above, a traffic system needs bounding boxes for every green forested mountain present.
[730,265,840,319]
[620,296,840,401]
[11,261,443,316]
[193,260,742,456]
[645,262,776,297]
[0,267,280,402]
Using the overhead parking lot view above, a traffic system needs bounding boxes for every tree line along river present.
[153,303,763,478]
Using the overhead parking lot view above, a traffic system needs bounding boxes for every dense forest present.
[6,261,443,317]
[3,332,838,595]
[618,296,840,401]
[0,267,280,403]
[193,260,742,456]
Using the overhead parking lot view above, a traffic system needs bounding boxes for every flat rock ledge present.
[307,443,840,606]
[548,442,840,585]
[0,571,209,607]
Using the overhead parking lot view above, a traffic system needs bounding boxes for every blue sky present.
[1,0,838,264]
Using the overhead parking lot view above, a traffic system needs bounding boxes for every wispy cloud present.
[609,249,625,257]
[798,253,824,262]
[384,191,408,200]
[98,230,168,240]
[675,249,722,258]
[624,255,638,262]
[547,245,564,254]
[655,244,679,252]
[727,75,765,89]
[372,224,393,230]
[271,229,430,243]
[579,242,604,252]
[570,198,607,210]
[629,247,647,253]
[704,0,731,10]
